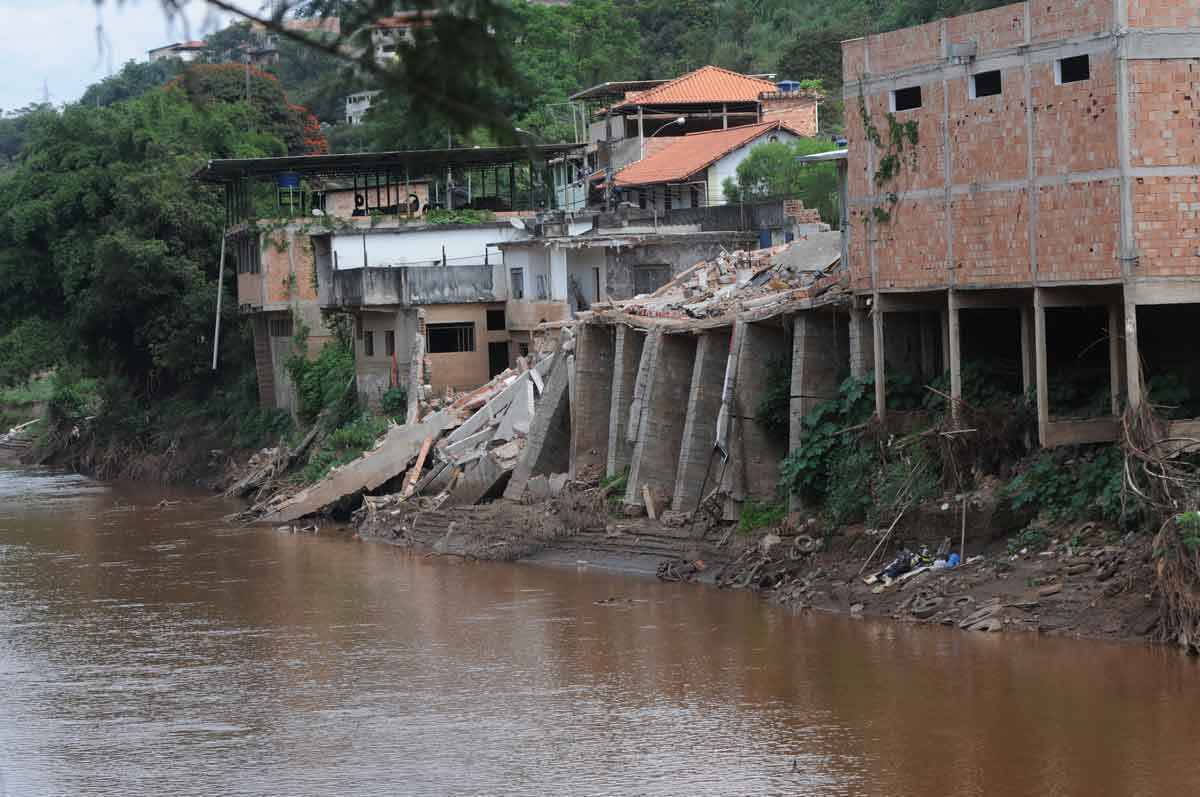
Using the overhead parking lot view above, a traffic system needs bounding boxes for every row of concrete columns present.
[571,312,842,514]
[859,287,1130,447]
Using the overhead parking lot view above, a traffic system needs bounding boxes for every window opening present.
[427,322,475,353]
[970,70,1002,99]
[890,85,922,112]
[1056,54,1089,85]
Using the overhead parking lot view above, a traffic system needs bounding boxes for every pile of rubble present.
[585,233,844,324]
[254,331,574,525]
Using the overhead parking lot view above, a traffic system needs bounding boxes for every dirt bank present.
[355,485,1164,647]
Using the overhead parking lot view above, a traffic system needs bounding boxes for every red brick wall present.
[1031,53,1119,176]
[945,4,1025,52]
[1133,178,1200,277]
[948,67,1029,184]
[1127,0,1200,28]
[1030,0,1113,44]
[1035,181,1121,281]
[263,229,319,305]
[847,210,871,291]
[1129,59,1200,168]
[873,198,949,289]
[953,189,1032,284]
[761,96,819,136]
[862,19,943,75]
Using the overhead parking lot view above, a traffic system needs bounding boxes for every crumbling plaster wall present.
[605,238,753,300]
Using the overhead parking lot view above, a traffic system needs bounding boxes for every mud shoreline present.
[353,492,1166,649]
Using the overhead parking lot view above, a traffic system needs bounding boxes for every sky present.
[0,0,262,112]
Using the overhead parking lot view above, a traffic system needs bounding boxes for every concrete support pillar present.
[849,305,872,379]
[1108,304,1123,417]
[606,325,645,478]
[570,324,615,481]
[948,291,962,424]
[789,311,841,510]
[1034,287,1049,446]
[625,329,661,445]
[673,329,732,512]
[1019,304,1033,394]
[626,333,697,507]
[873,301,887,424]
[1124,295,1141,410]
[731,321,791,503]
[940,308,951,370]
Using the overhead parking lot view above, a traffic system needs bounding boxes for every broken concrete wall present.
[673,328,732,512]
[606,326,645,478]
[624,331,698,507]
[605,237,754,299]
[570,323,615,480]
[503,354,572,500]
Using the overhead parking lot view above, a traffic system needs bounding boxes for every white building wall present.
[566,247,607,308]
[331,225,531,271]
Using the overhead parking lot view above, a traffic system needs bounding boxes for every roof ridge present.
[681,120,776,138]
[614,65,779,109]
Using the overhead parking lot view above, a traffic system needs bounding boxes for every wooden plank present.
[401,436,434,498]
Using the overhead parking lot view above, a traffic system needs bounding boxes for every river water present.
[0,465,1198,795]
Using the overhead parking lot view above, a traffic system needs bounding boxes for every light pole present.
[641,116,686,160]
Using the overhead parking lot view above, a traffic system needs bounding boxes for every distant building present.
[371,12,435,64]
[147,41,205,63]
[345,90,382,126]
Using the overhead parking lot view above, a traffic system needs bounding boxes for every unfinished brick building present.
[840,0,1200,446]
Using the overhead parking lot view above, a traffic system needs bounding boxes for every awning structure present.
[195,144,585,183]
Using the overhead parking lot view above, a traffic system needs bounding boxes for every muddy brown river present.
[0,465,1198,795]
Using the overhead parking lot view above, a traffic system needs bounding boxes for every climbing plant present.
[857,83,919,224]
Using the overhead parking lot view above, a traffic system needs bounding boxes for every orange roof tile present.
[612,65,778,109]
[613,121,796,187]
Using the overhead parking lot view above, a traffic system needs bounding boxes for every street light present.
[642,116,686,160]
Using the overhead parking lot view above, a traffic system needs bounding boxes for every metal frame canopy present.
[195,143,585,184]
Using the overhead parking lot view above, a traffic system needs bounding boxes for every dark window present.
[486,309,506,331]
[427,322,475,353]
[488,341,509,377]
[363,330,375,357]
[971,70,1002,98]
[633,264,671,296]
[891,85,922,111]
[1057,54,1089,84]
[268,317,292,338]
[664,190,672,211]
[638,190,646,210]
[690,185,701,207]
[509,268,524,300]
[518,342,530,357]
[385,330,396,356]
[236,235,261,274]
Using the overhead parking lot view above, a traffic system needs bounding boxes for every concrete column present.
[570,324,615,481]
[1034,287,1049,446]
[625,329,661,445]
[626,333,698,507]
[940,308,950,370]
[1108,304,1123,416]
[948,290,962,424]
[873,301,887,424]
[790,311,841,510]
[733,321,791,502]
[606,326,645,478]
[1124,295,1141,409]
[1019,304,1033,394]
[674,329,732,512]
[849,305,872,379]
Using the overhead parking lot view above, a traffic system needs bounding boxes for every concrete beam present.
[625,333,697,507]
[673,329,731,512]
[1043,418,1119,448]
[606,326,645,478]
[569,324,615,481]
[1126,278,1200,307]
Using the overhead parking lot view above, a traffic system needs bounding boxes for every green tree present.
[78,60,184,108]
[722,137,841,225]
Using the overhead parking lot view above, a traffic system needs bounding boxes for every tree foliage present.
[722,137,841,224]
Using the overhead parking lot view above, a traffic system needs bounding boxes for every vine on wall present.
[857,86,920,224]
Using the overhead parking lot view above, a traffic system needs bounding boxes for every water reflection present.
[0,465,1195,795]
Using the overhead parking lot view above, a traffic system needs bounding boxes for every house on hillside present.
[147,41,205,63]
[611,119,806,210]
[569,65,822,205]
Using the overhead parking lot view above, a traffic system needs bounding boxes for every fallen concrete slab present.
[260,410,454,524]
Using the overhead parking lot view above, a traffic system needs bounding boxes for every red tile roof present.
[613,121,797,187]
[612,65,778,109]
